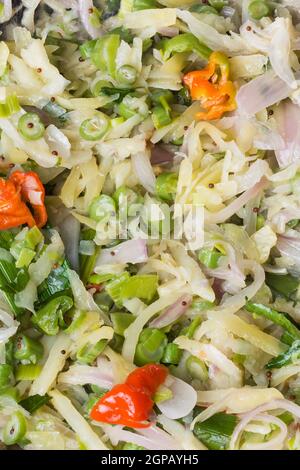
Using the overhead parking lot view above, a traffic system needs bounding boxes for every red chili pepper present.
[90,364,168,428]
[126,363,168,397]
[0,171,47,230]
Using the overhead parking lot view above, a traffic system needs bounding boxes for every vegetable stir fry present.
[1,0,300,451]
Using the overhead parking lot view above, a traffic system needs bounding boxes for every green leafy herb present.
[19,394,51,414]
[193,412,238,450]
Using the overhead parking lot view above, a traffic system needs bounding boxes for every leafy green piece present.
[32,296,73,335]
[37,260,71,304]
[265,273,299,300]
[193,412,238,450]
[0,231,14,250]
[245,302,300,344]
[19,394,51,414]
[266,340,300,369]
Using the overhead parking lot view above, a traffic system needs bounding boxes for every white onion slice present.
[44,125,71,160]
[149,294,192,328]
[131,151,156,194]
[137,424,183,450]
[274,100,300,167]
[208,260,265,315]
[157,376,197,420]
[78,0,102,39]
[272,209,300,234]
[237,71,292,116]
[58,364,113,389]
[230,398,300,450]
[205,177,268,224]
[157,26,179,37]
[96,239,148,266]
[103,424,182,450]
[277,232,300,268]
[0,309,19,343]
[0,0,12,23]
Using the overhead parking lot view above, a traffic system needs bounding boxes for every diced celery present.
[15,248,36,268]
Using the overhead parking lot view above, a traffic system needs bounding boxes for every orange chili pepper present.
[0,171,47,230]
[10,171,47,228]
[183,51,236,121]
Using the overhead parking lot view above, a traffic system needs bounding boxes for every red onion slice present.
[150,145,174,165]
[237,71,292,116]
[149,294,192,328]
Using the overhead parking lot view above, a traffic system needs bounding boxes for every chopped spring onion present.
[266,340,300,370]
[115,65,137,85]
[193,411,238,450]
[134,327,168,366]
[79,240,95,256]
[37,260,71,304]
[133,0,158,10]
[13,334,44,365]
[198,248,223,269]
[2,411,27,445]
[0,95,20,118]
[265,273,299,300]
[15,248,36,269]
[18,113,45,141]
[79,39,97,59]
[19,394,51,413]
[91,34,120,76]
[161,343,182,365]
[77,339,108,364]
[248,1,271,20]
[155,172,178,202]
[245,302,300,345]
[79,115,110,141]
[15,364,42,381]
[152,105,172,129]
[111,312,135,336]
[107,274,158,304]
[0,364,12,388]
[160,33,212,61]
[88,195,116,223]
[189,5,219,15]
[186,355,208,381]
[208,0,228,10]
[32,296,74,336]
